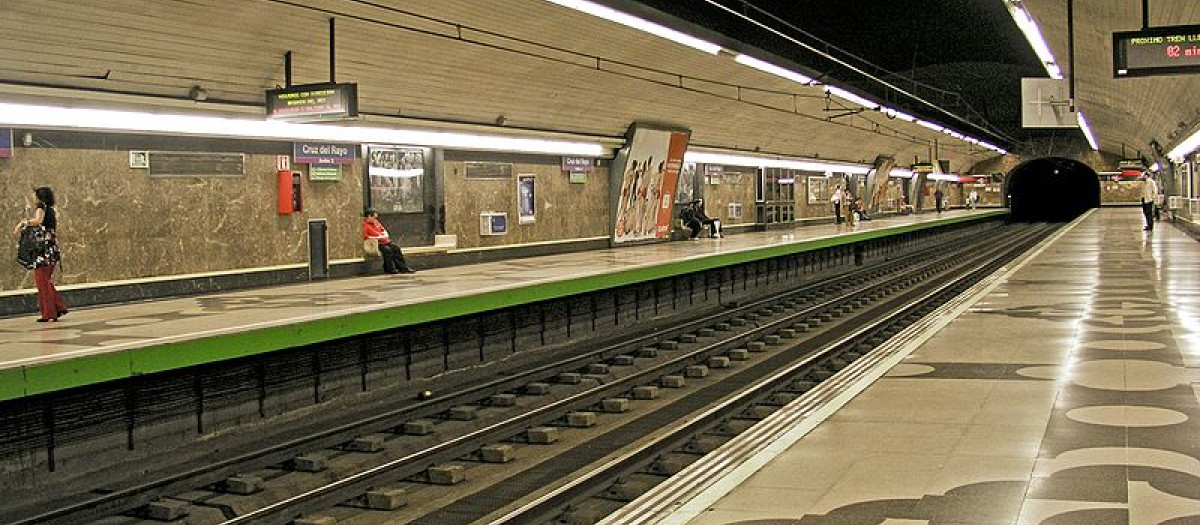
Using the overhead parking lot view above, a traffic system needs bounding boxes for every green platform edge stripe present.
[8,211,1006,401]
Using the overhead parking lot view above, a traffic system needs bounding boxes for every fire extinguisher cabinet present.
[278,170,302,215]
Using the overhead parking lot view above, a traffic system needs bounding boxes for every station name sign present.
[293,142,356,165]
[266,82,358,121]
[1113,24,1200,78]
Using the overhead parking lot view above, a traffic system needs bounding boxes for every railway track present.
[13,221,1053,525]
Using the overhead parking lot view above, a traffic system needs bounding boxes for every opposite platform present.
[658,207,1200,524]
[0,210,1004,401]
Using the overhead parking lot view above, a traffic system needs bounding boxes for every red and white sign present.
[276,155,291,171]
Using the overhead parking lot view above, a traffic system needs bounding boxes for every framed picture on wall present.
[517,174,536,224]
[367,146,425,213]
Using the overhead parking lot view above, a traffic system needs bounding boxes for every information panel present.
[266,83,358,121]
[1114,24,1200,78]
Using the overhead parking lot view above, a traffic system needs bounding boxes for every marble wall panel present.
[701,165,757,226]
[443,158,609,248]
[0,143,364,292]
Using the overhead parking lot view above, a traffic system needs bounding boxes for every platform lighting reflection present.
[1004,1,1063,79]
[1077,112,1099,150]
[683,151,871,174]
[0,102,609,157]
[734,54,814,85]
[537,0,722,54]
[824,85,880,110]
[889,168,914,178]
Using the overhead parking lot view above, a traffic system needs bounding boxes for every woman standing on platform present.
[13,187,67,322]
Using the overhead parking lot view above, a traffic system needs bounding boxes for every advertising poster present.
[518,174,536,224]
[676,162,697,204]
[0,128,12,158]
[611,127,691,244]
[368,146,424,213]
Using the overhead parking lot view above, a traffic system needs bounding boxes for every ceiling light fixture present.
[538,0,722,54]
[824,85,880,110]
[734,54,814,85]
[1004,1,1064,79]
[881,107,917,122]
[1077,112,1099,150]
[0,101,610,157]
[684,150,872,174]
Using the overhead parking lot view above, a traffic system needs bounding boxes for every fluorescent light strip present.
[916,120,946,133]
[882,107,917,122]
[0,102,609,157]
[1169,128,1200,161]
[684,151,871,174]
[538,0,721,54]
[1077,112,1099,150]
[825,85,880,110]
[1005,2,1063,79]
[928,173,960,182]
[734,54,814,85]
[889,168,913,178]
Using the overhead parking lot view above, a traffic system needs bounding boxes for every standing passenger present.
[13,187,68,322]
[830,185,844,224]
[934,187,945,214]
[968,189,979,209]
[1141,174,1159,231]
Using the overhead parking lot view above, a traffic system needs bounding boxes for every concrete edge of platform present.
[1,211,1007,402]
[604,211,1084,525]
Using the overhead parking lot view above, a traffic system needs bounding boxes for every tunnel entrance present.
[1007,157,1100,222]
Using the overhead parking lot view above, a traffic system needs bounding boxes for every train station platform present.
[0,210,1003,402]
[641,207,1200,525]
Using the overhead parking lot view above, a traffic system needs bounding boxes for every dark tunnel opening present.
[1006,157,1101,222]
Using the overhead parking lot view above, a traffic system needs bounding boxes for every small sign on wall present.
[562,156,593,173]
[0,128,12,158]
[569,171,588,184]
[129,150,149,168]
[728,202,743,220]
[309,163,342,181]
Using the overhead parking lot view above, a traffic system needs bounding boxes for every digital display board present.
[266,82,358,121]
[1113,24,1200,78]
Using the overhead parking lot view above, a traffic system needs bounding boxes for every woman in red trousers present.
[14,187,68,322]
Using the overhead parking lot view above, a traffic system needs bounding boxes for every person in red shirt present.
[363,208,415,274]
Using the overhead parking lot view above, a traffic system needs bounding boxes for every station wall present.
[442,152,610,248]
[0,131,364,292]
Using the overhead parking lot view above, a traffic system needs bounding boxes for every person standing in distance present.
[830,185,844,224]
[934,186,945,214]
[1141,173,1159,231]
[13,187,68,322]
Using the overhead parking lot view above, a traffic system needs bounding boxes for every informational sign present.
[309,163,342,181]
[911,162,936,173]
[562,156,594,173]
[0,128,11,158]
[569,172,588,184]
[517,174,536,224]
[293,142,355,165]
[611,126,691,244]
[465,161,513,179]
[276,155,290,171]
[266,82,358,121]
[148,152,245,178]
[368,146,424,213]
[1114,24,1200,77]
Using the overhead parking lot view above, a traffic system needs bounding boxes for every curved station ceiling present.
[0,0,1012,171]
